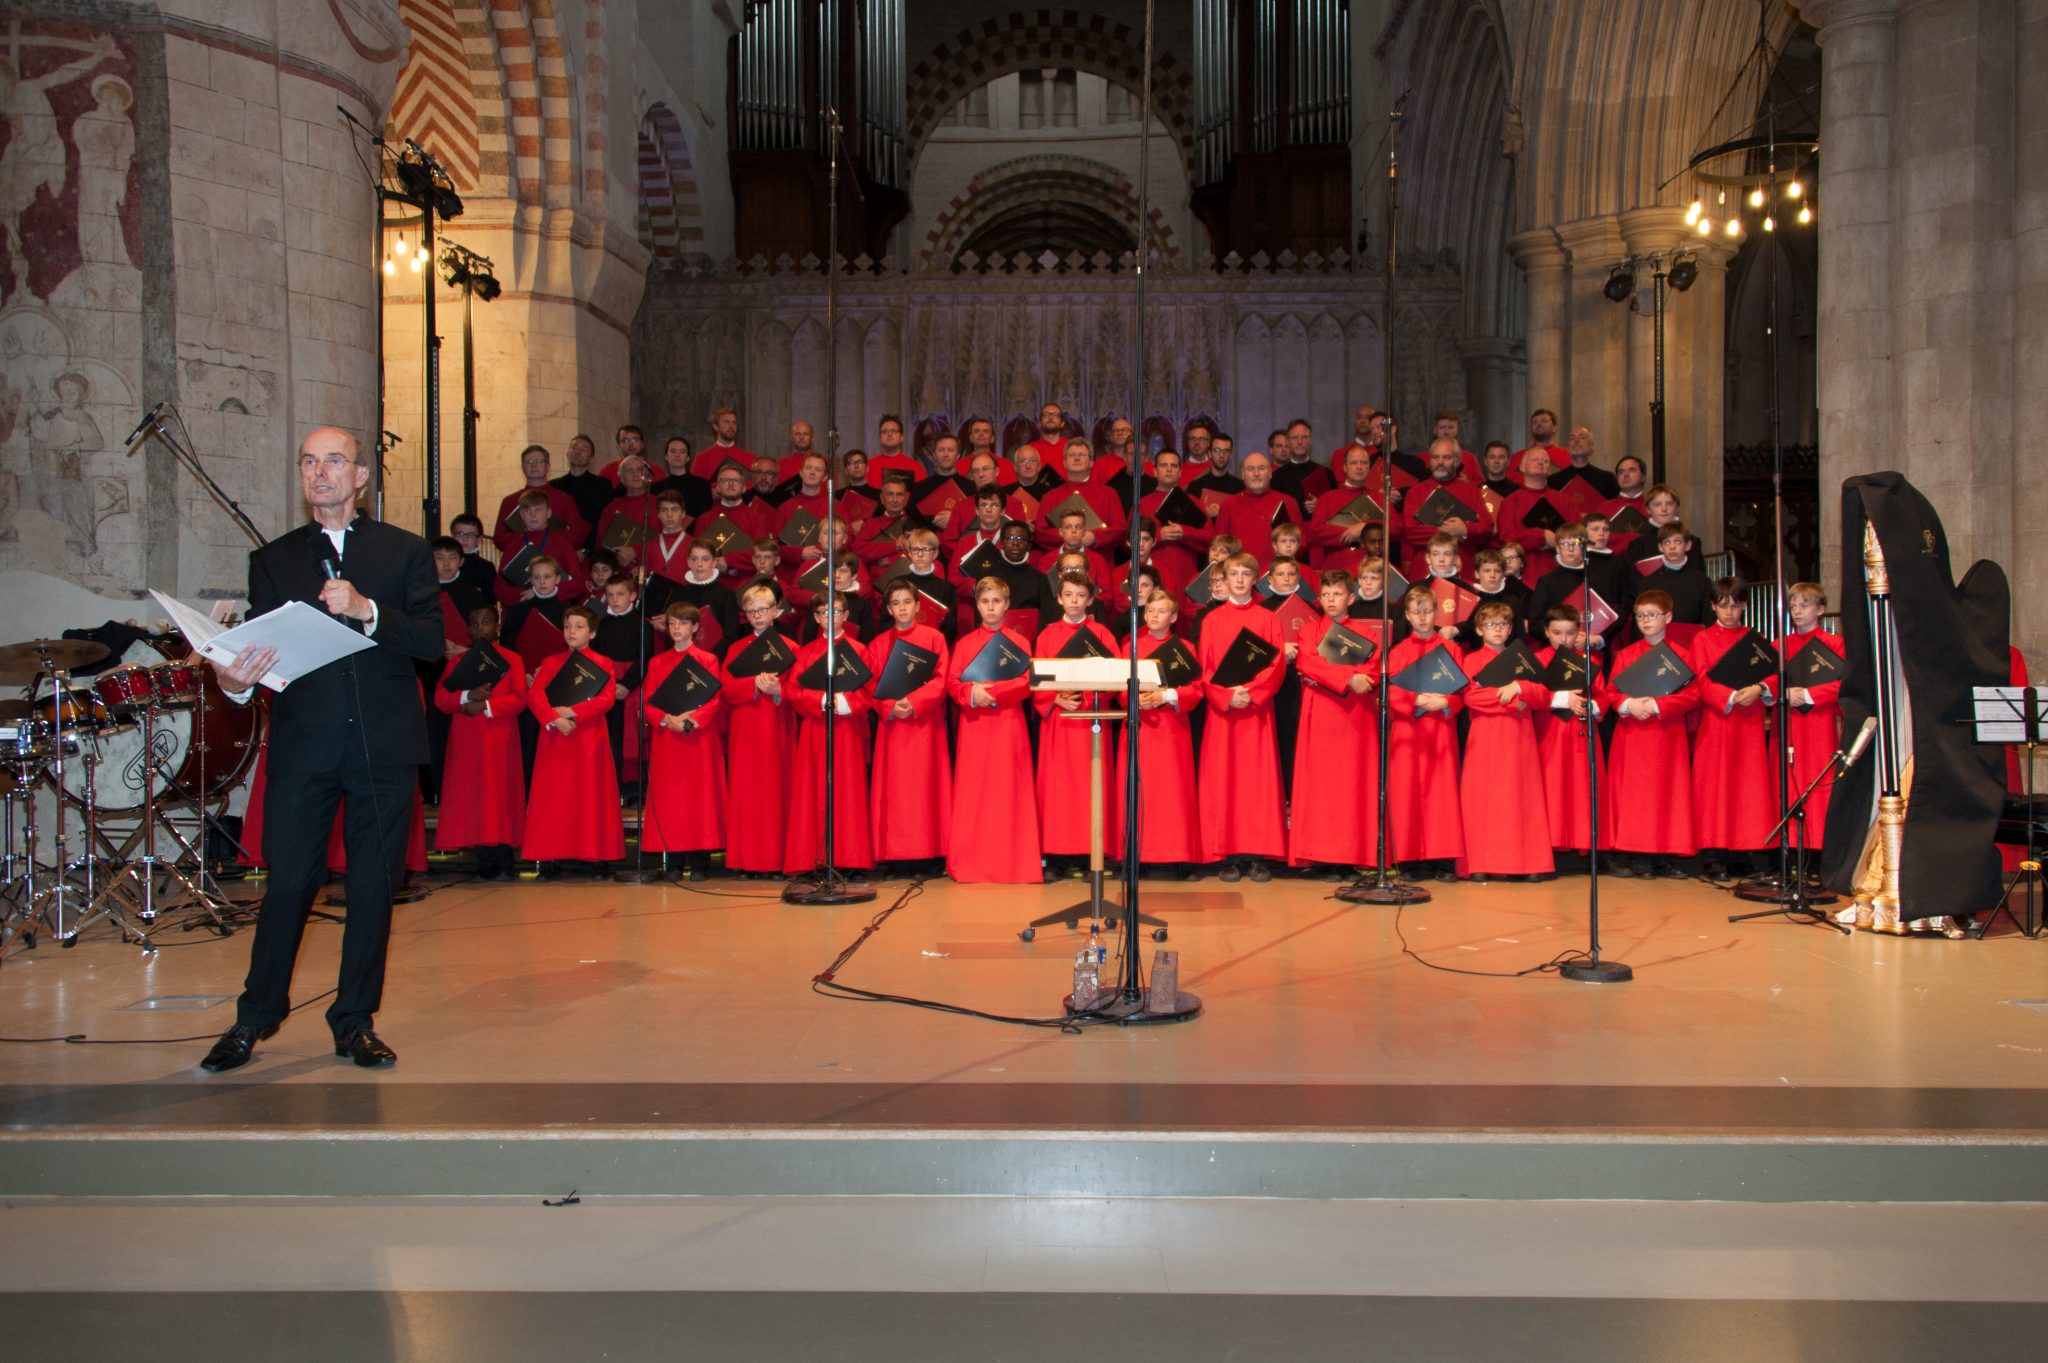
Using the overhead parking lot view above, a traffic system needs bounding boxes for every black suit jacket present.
[248,517,443,773]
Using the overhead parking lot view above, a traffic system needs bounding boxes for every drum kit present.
[0,633,260,955]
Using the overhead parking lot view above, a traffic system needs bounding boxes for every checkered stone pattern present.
[638,104,705,266]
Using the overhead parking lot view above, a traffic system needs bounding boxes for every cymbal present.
[0,638,112,681]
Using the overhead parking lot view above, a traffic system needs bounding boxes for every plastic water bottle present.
[1088,925,1107,966]
[1072,944,1100,1011]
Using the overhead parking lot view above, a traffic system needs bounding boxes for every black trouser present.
[235,746,416,1039]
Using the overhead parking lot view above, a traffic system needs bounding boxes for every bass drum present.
[62,635,259,809]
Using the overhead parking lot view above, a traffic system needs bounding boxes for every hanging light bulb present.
[394,233,407,257]
[1725,217,1742,237]
[1786,180,1804,200]
[1797,204,1813,225]
[1717,189,1726,205]
[382,258,395,276]
[1763,215,1776,232]
[415,246,429,265]
[1685,200,1702,224]
[1748,187,1766,208]
[1695,217,1712,236]
[410,254,423,272]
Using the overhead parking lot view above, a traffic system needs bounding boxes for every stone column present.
[2016,0,2048,674]
[1799,0,1898,595]
[1620,207,1709,520]
[1506,229,1567,420]
[1553,215,1630,458]
[1458,336,1522,450]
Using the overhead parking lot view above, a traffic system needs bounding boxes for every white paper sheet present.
[150,589,375,692]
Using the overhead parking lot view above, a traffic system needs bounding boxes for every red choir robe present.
[1137,487,1208,585]
[1533,645,1606,852]
[1456,647,1555,876]
[1780,627,1845,853]
[690,443,756,482]
[1197,598,1289,861]
[1398,477,1494,577]
[1495,488,1575,588]
[866,624,953,861]
[696,497,777,583]
[1595,636,1701,855]
[1303,481,1395,570]
[1690,624,1781,851]
[1595,493,1652,558]
[1287,616,1383,868]
[1107,631,1204,864]
[432,644,527,850]
[945,624,1043,882]
[320,793,429,873]
[719,629,795,872]
[2001,648,2031,872]
[596,493,662,560]
[237,723,424,876]
[640,528,695,585]
[492,484,587,549]
[782,633,875,873]
[1033,616,1121,857]
[520,649,625,861]
[493,528,585,606]
[1211,487,1305,568]
[1030,478,1129,553]
[1383,635,1466,863]
[1032,545,1116,601]
[640,644,728,854]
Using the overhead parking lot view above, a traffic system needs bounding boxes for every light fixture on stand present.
[439,242,500,519]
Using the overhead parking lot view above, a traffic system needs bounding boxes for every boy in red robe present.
[1596,588,1700,877]
[1457,601,1554,880]
[720,583,795,877]
[1035,572,1121,878]
[1289,570,1381,876]
[521,605,624,875]
[946,576,1043,883]
[1691,578,1780,879]
[496,491,585,606]
[867,577,952,876]
[641,602,727,878]
[433,605,527,879]
[1780,581,1845,860]
[641,489,695,586]
[1198,552,1289,879]
[783,592,875,877]
[1112,594,1204,877]
[1385,585,1465,880]
[1533,606,1604,866]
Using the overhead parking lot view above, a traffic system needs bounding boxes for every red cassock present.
[776,491,837,567]
[1594,637,1701,855]
[493,484,587,548]
[719,629,795,872]
[1398,478,1494,577]
[1109,632,1204,864]
[238,727,425,874]
[596,493,662,558]
[1533,645,1606,852]
[690,444,756,482]
[1288,616,1382,868]
[1137,488,1207,585]
[1303,481,1391,570]
[783,634,875,873]
[1596,494,1652,559]
[1383,635,1466,863]
[432,643,527,850]
[1211,488,1305,568]
[521,650,624,861]
[945,625,1043,882]
[866,624,953,861]
[1690,625,1781,850]
[2002,647,2030,872]
[1456,647,1555,876]
[1031,479,1130,553]
[1197,599,1288,861]
[1034,617,1122,856]
[640,644,728,854]
[1496,489,1575,588]
[696,498,776,582]
[641,529,694,585]
[493,528,585,606]
[1779,628,1845,853]
[322,793,429,873]
[1033,546,1116,601]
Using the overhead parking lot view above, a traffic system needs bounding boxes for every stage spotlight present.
[1668,255,1698,292]
[1603,265,1634,303]
[396,151,464,219]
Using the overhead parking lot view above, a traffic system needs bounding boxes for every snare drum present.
[148,661,202,708]
[94,665,156,714]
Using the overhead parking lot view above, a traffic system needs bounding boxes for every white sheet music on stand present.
[1971,686,2047,744]
[150,589,374,693]
[1030,657,1161,691]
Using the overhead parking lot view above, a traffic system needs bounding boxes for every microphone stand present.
[1561,572,1633,981]
[614,584,663,883]
[785,107,872,908]
[128,405,266,548]
[1730,728,1859,932]
[1337,93,1428,908]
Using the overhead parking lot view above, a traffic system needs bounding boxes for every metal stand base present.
[1024,869,1162,939]
[1335,869,1433,905]
[1727,899,1850,933]
[1067,988,1202,1024]
[1732,872,1839,906]
[784,871,876,906]
[612,865,669,884]
[1559,958,1634,984]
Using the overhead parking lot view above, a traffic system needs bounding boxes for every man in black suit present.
[199,426,443,1073]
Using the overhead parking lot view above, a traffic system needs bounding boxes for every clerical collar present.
[1476,583,1505,596]
[909,563,935,577]
[684,570,718,585]
[606,606,633,618]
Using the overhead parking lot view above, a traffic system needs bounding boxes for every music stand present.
[1968,685,2044,940]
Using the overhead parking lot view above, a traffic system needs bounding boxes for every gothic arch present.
[903,11,1198,181]
[918,155,1180,271]
[637,104,705,266]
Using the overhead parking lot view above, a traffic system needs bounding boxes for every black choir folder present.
[959,629,1031,684]
[1787,636,1845,687]
[1149,636,1201,687]
[1544,647,1592,693]
[498,542,540,588]
[544,650,615,707]
[1472,639,1547,688]
[797,644,873,695]
[1210,627,1279,688]
[726,630,795,679]
[1613,640,1696,699]
[1387,645,1468,695]
[1706,629,1780,689]
[440,643,508,694]
[647,653,721,716]
[872,638,941,702]
[1054,627,1113,661]
[1519,496,1566,533]
[695,514,753,557]
[1317,621,1378,667]
[1153,487,1206,529]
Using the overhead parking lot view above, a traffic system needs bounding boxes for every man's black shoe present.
[335,1030,398,1068]
[199,1023,277,1074]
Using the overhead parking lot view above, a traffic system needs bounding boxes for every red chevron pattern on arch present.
[637,103,703,265]
[390,0,482,189]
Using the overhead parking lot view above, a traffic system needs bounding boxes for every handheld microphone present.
[1840,716,1879,771]
[312,535,342,580]
[124,401,165,447]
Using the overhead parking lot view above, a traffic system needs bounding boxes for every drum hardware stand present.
[32,668,153,948]
[1728,718,1869,934]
